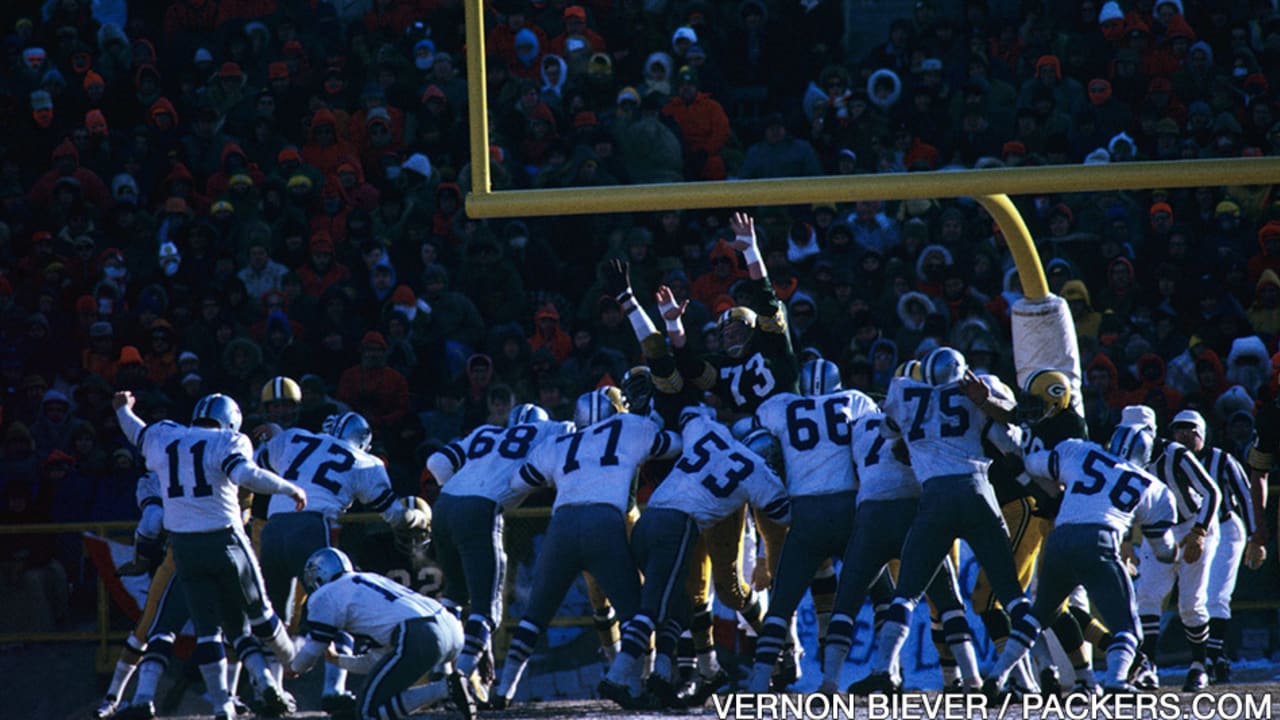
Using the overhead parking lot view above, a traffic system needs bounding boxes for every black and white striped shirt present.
[1149,439,1220,528]
[1199,446,1256,535]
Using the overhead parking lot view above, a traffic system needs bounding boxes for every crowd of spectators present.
[0,0,1278,630]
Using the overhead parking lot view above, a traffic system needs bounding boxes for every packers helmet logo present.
[1044,382,1067,399]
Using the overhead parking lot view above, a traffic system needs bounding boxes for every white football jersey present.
[305,571,446,649]
[851,412,921,504]
[139,420,253,533]
[881,376,1020,483]
[646,414,790,529]
[258,428,395,520]
[517,413,679,514]
[436,420,573,508]
[755,389,876,497]
[1026,439,1177,537]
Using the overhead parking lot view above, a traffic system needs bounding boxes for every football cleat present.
[448,672,477,720]
[646,674,681,708]
[771,646,803,691]
[1040,666,1063,697]
[258,684,296,717]
[320,691,357,719]
[1070,678,1101,697]
[94,695,119,719]
[980,678,1005,704]
[1130,653,1160,690]
[1101,682,1140,694]
[597,679,659,710]
[676,668,730,708]
[478,694,508,711]
[847,672,901,696]
[1182,665,1209,692]
[113,701,155,720]
[1212,658,1232,685]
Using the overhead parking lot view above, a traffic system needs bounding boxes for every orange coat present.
[663,93,730,180]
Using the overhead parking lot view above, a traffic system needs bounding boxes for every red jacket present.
[663,93,730,180]
[337,365,409,431]
[297,261,352,299]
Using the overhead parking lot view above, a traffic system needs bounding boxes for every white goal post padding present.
[1011,295,1083,416]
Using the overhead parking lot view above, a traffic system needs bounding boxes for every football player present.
[292,548,475,720]
[249,377,304,547]
[822,409,979,693]
[97,471,212,720]
[490,388,681,708]
[984,429,1178,696]
[671,212,799,420]
[651,216,795,695]
[604,405,790,708]
[256,412,428,711]
[423,403,572,700]
[1169,410,1260,684]
[1125,404,1221,691]
[745,358,877,692]
[849,347,1029,694]
[608,253,770,699]
[113,391,306,720]
[972,368,1091,694]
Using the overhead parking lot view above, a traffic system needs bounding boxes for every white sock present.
[133,660,165,704]
[400,679,450,713]
[496,656,529,701]
[323,662,348,696]
[822,638,851,688]
[198,660,230,711]
[875,620,910,678]
[107,660,138,700]
[605,651,641,694]
[225,659,241,696]
[696,650,721,678]
[952,641,981,687]
[241,648,275,694]
[990,637,1031,690]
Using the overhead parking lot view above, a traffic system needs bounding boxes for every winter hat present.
[361,331,388,349]
[1098,1,1124,23]
[672,26,698,47]
[402,153,432,178]
[391,285,416,306]
[194,47,213,64]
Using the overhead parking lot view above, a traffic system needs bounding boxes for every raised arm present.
[113,391,146,447]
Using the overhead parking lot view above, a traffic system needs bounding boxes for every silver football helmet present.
[192,394,242,432]
[508,403,550,425]
[324,412,373,452]
[302,547,353,593]
[573,387,625,427]
[921,347,967,386]
[1108,423,1155,466]
[799,358,842,396]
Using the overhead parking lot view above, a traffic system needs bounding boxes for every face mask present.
[384,166,401,180]
[509,235,528,249]
[162,260,180,276]
[415,56,433,71]
[105,266,127,280]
